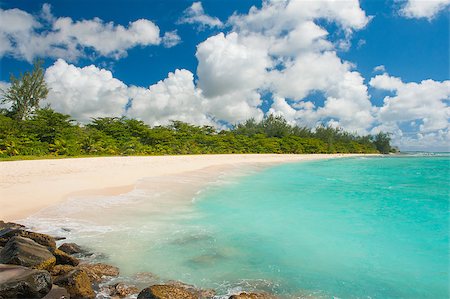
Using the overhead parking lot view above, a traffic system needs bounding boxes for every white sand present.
[0,154,365,221]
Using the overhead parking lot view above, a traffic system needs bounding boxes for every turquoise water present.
[25,155,450,298]
[149,156,450,298]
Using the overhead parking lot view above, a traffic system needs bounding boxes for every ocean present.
[23,155,450,298]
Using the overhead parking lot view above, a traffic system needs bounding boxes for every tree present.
[373,132,392,154]
[1,60,49,120]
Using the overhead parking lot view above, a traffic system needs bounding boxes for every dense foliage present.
[0,62,394,158]
[0,110,393,158]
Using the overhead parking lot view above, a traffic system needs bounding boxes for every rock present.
[229,292,277,299]
[42,284,70,299]
[54,249,79,266]
[0,228,56,251]
[137,282,215,299]
[58,243,83,255]
[103,282,140,298]
[77,263,119,282]
[53,269,94,299]
[20,231,57,251]
[137,284,197,299]
[165,281,215,298]
[0,264,52,299]
[0,221,25,230]
[50,265,75,277]
[0,236,56,270]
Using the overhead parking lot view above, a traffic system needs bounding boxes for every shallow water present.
[23,156,450,298]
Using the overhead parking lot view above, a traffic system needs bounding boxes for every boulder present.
[102,282,140,298]
[0,264,52,299]
[54,249,79,266]
[137,282,215,299]
[137,284,197,299]
[53,269,94,299]
[42,284,70,299]
[20,231,56,251]
[0,228,56,251]
[77,263,119,282]
[0,236,56,270]
[229,292,277,299]
[58,243,83,255]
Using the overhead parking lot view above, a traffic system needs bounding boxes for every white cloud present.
[400,0,450,19]
[370,73,450,149]
[127,69,213,126]
[196,32,271,97]
[179,1,223,29]
[162,30,181,48]
[373,65,386,73]
[195,0,374,134]
[0,4,179,62]
[43,59,129,122]
[41,60,263,126]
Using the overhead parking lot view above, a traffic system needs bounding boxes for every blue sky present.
[0,0,449,151]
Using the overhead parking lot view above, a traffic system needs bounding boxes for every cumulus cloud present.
[43,59,129,122]
[193,0,373,133]
[370,73,450,149]
[179,1,223,29]
[127,69,212,126]
[40,59,264,127]
[0,4,179,62]
[400,0,450,19]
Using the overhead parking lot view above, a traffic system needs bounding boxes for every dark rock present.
[0,236,56,270]
[58,243,83,255]
[53,269,94,299]
[54,236,66,241]
[77,263,119,282]
[229,292,277,299]
[0,264,52,299]
[54,249,79,266]
[137,282,215,299]
[42,284,70,299]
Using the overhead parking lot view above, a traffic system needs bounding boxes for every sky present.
[0,0,449,151]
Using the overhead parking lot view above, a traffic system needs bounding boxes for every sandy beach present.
[0,154,364,221]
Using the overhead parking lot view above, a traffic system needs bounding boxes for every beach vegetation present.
[0,106,393,158]
[0,60,49,120]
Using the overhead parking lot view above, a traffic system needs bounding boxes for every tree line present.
[0,62,394,158]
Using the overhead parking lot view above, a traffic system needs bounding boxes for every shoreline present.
[0,154,372,221]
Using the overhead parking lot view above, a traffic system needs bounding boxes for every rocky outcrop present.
[58,242,83,255]
[0,264,52,299]
[0,227,56,251]
[77,263,119,282]
[54,249,79,266]
[0,236,56,270]
[229,292,277,299]
[53,269,95,299]
[137,282,215,299]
